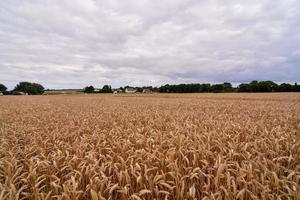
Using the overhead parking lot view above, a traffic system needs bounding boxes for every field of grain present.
[0,93,299,199]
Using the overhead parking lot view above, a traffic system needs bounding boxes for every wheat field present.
[0,93,299,200]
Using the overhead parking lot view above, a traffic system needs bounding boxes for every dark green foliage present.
[238,83,252,92]
[238,81,300,92]
[238,81,295,92]
[158,83,232,93]
[223,82,234,92]
[101,85,112,93]
[0,83,7,92]
[278,83,293,92]
[14,82,44,95]
[257,81,278,92]
[210,84,224,93]
[84,85,95,93]
[136,87,143,93]
[293,83,300,92]
[156,81,299,93]
[249,80,259,92]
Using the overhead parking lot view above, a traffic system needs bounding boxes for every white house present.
[0,92,3,96]
[125,88,137,93]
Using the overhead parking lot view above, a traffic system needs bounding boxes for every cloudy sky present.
[0,0,300,89]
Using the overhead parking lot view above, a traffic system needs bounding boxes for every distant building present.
[43,89,81,95]
[0,92,3,96]
[142,89,152,93]
[125,88,137,93]
[43,91,61,95]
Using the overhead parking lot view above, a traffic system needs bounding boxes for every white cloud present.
[0,0,299,89]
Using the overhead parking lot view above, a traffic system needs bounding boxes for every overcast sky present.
[0,0,300,89]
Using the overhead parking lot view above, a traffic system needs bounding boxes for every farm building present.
[43,89,81,95]
[125,88,137,93]
[112,89,122,94]
[142,89,152,93]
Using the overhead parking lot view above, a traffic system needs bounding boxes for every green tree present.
[83,85,95,93]
[0,83,7,92]
[293,83,300,92]
[210,84,224,93]
[223,82,233,92]
[101,85,112,93]
[249,80,259,92]
[257,81,277,92]
[201,84,211,92]
[14,82,44,95]
[238,83,251,92]
[278,83,293,92]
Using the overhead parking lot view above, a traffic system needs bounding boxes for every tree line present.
[158,82,233,93]
[238,81,300,92]
[1,80,300,95]
[112,81,300,93]
[83,85,153,93]
[158,81,300,93]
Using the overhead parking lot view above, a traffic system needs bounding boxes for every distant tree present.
[83,85,95,93]
[0,83,7,92]
[238,83,251,92]
[257,81,277,92]
[101,85,112,93]
[278,83,293,92]
[210,84,224,93]
[293,83,300,92]
[223,82,233,92]
[136,87,143,93]
[159,83,212,93]
[14,82,44,95]
[158,81,299,93]
[152,87,159,92]
[249,80,259,92]
[201,84,211,92]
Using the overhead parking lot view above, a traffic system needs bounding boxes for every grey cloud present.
[0,0,299,89]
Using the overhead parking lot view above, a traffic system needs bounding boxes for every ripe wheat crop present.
[0,93,299,199]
